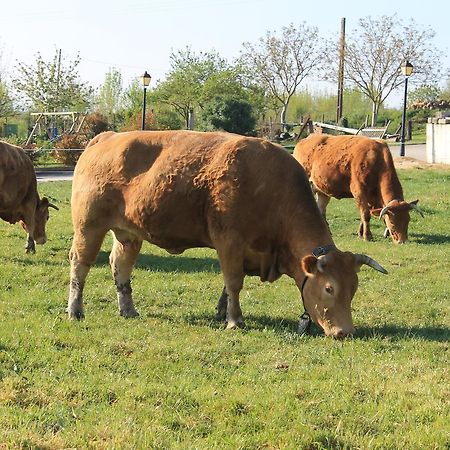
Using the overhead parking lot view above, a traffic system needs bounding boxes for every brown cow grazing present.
[0,141,58,253]
[68,130,387,338]
[293,134,423,243]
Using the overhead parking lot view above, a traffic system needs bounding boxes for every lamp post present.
[399,60,413,157]
[141,71,151,130]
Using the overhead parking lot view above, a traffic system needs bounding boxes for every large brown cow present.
[67,130,387,338]
[0,141,58,253]
[293,134,423,243]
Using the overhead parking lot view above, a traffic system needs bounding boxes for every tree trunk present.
[280,103,288,132]
[371,101,379,126]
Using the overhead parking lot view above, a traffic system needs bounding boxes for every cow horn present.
[317,255,327,273]
[48,203,59,211]
[409,202,424,217]
[378,199,397,220]
[355,254,388,274]
[378,205,390,220]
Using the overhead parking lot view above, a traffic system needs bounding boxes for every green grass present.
[0,168,449,449]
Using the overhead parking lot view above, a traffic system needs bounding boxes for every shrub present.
[83,112,110,137]
[201,96,256,135]
[52,134,87,166]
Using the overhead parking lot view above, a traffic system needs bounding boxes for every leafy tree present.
[118,79,183,131]
[0,79,14,118]
[240,22,323,130]
[201,96,256,135]
[13,49,93,112]
[288,87,373,128]
[329,15,442,126]
[0,44,14,118]
[408,84,441,105]
[95,68,123,125]
[154,47,227,128]
[440,78,450,102]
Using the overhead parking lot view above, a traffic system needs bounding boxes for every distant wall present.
[426,118,450,164]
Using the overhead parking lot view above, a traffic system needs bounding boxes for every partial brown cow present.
[68,130,387,338]
[0,141,58,253]
[293,134,423,243]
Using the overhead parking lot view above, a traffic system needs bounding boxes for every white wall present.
[426,119,450,164]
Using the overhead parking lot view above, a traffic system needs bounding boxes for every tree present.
[240,22,323,130]
[13,49,93,112]
[95,68,123,124]
[0,79,14,118]
[440,77,450,102]
[333,15,442,126]
[153,47,227,128]
[408,84,441,105]
[201,96,256,135]
[0,43,14,118]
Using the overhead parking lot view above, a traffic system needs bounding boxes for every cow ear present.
[370,208,382,217]
[39,197,49,207]
[39,197,59,210]
[301,255,318,277]
[409,199,419,205]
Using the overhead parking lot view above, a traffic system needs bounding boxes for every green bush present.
[201,96,256,135]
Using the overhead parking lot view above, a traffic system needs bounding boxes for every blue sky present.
[1,0,449,107]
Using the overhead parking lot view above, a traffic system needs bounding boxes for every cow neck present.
[379,170,404,206]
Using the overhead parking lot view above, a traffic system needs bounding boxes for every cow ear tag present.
[298,312,311,335]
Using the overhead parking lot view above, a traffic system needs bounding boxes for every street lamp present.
[141,71,151,130]
[399,61,414,157]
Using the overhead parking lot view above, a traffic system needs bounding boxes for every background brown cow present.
[293,134,423,243]
[0,141,58,253]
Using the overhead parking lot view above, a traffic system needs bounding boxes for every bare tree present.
[240,22,323,130]
[335,15,442,126]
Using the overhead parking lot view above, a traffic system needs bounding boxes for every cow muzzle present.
[328,326,355,339]
[35,236,47,245]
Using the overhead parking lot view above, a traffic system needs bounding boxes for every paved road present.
[36,169,74,182]
[388,143,426,161]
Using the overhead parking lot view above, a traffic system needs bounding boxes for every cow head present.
[371,199,423,244]
[301,251,387,338]
[33,197,59,244]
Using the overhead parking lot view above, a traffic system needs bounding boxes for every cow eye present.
[325,285,333,295]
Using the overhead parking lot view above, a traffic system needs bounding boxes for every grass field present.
[0,167,449,449]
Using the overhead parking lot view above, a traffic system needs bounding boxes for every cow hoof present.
[25,247,36,254]
[120,309,140,318]
[67,310,85,320]
[226,320,245,330]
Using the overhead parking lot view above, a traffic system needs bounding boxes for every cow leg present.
[20,204,36,254]
[356,203,373,241]
[216,247,245,329]
[67,228,107,319]
[25,234,35,254]
[216,286,228,321]
[109,231,142,318]
[316,191,330,219]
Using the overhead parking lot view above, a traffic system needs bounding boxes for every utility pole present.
[55,49,62,110]
[336,18,345,123]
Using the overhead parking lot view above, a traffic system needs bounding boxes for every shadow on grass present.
[355,324,449,342]
[95,250,221,273]
[144,310,449,342]
[0,257,63,267]
[410,233,450,245]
